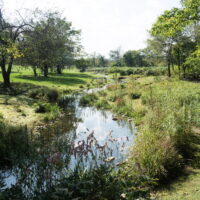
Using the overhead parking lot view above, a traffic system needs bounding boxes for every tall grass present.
[0,124,152,200]
[92,76,200,184]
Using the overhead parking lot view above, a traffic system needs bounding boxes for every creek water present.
[1,85,136,193]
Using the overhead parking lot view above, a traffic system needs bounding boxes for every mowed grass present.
[0,66,99,91]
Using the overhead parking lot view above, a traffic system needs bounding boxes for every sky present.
[3,0,181,56]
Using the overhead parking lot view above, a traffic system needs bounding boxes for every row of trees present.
[79,48,152,71]
[0,8,81,87]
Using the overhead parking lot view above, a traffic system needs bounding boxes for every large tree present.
[109,48,123,67]
[123,50,149,67]
[0,9,30,87]
[21,11,81,77]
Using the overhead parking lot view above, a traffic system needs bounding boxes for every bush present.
[35,102,60,119]
[46,89,59,102]
[28,88,59,103]
[35,103,48,113]
[28,89,39,99]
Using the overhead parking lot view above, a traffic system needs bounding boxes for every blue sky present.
[4,0,181,56]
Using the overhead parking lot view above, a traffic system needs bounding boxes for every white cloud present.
[3,0,181,56]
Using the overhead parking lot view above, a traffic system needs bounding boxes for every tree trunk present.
[183,65,186,78]
[33,66,37,77]
[0,58,11,87]
[177,48,181,78]
[171,59,174,72]
[44,65,48,77]
[167,60,171,77]
[57,65,62,74]
[2,72,11,87]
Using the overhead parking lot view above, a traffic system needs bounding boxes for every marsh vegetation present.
[0,0,200,199]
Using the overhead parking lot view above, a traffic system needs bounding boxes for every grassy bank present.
[0,83,63,127]
[0,67,106,126]
[80,75,200,193]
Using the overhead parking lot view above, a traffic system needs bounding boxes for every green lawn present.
[0,67,100,91]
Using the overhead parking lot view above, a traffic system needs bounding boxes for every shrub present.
[132,130,182,180]
[35,102,60,120]
[28,89,39,99]
[35,103,48,113]
[46,89,59,102]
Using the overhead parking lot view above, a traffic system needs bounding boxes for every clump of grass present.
[46,89,59,102]
[28,87,59,103]
[95,99,111,109]
[129,92,141,99]
[80,93,98,106]
[34,102,60,121]
[35,103,48,113]
[97,90,107,97]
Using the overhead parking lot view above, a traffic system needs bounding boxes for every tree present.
[0,9,30,87]
[150,8,186,77]
[98,55,108,67]
[184,46,200,78]
[123,50,149,67]
[75,58,89,72]
[109,48,123,66]
[21,11,81,77]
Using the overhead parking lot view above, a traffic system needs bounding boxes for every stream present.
[1,84,136,195]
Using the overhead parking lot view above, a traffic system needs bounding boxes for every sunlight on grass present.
[0,66,99,90]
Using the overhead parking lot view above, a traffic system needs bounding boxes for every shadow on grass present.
[0,83,42,106]
[15,72,94,86]
[155,130,200,193]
